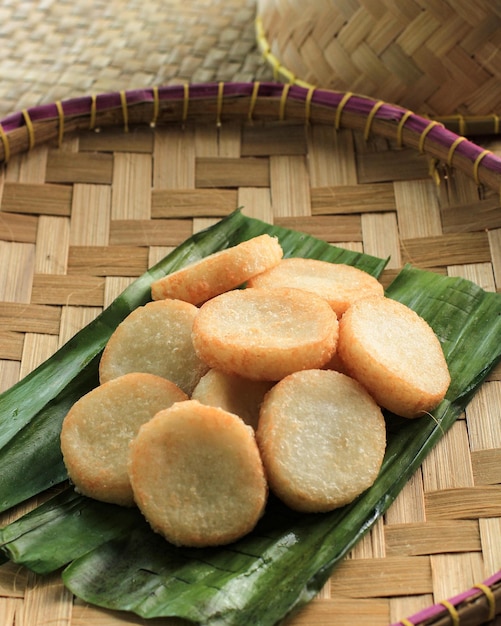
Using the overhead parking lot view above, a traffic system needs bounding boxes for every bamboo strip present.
[284,597,390,626]
[18,334,59,378]
[18,570,72,626]
[400,232,491,267]
[311,183,396,215]
[34,216,70,275]
[274,215,361,242]
[393,179,442,238]
[269,155,310,216]
[422,421,474,492]
[0,331,23,361]
[384,520,481,556]
[31,275,105,307]
[242,123,306,156]
[70,185,111,246]
[1,182,72,217]
[361,213,401,269]
[471,449,501,485]
[329,556,433,598]
[151,189,238,218]
[0,242,34,302]
[58,306,102,346]
[0,303,60,334]
[67,246,148,277]
[424,486,501,520]
[79,128,154,154]
[46,151,114,185]
[196,156,270,188]
[111,153,152,220]
[109,219,194,247]
[430,552,484,601]
[238,188,274,224]
[0,213,38,244]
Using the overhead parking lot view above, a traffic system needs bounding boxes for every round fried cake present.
[151,234,283,305]
[99,299,208,395]
[337,296,451,418]
[256,369,386,513]
[61,372,188,506]
[128,400,268,547]
[247,257,384,317]
[191,287,338,381]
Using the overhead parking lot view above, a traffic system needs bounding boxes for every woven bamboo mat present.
[0,0,273,119]
[0,84,500,625]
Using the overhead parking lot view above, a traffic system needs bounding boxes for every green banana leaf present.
[1,209,500,626]
[0,209,386,514]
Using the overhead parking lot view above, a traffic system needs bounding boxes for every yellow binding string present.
[456,114,466,137]
[396,110,414,148]
[492,114,500,135]
[418,120,442,153]
[399,619,414,626]
[279,83,291,121]
[89,94,97,130]
[150,86,160,127]
[473,149,491,186]
[473,583,496,621]
[0,123,11,163]
[55,100,64,147]
[335,92,353,130]
[120,90,129,133]
[439,600,459,626]
[364,100,385,141]
[248,81,260,122]
[216,82,224,127]
[304,86,315,126]
[182,83,190,125]
[447,136,467,167]
[22,109,35,151]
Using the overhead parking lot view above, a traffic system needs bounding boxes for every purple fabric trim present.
[390,569,501,625]
[0,82,500,178]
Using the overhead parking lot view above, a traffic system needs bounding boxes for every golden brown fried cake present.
[257,369,386,512]
[151,234,283,305]
[99,299,208,395]
[60,373,188,506]
[128,400,268,547]
[191,287,338,381]
[337,296,451,418]
[191,368,273,429]
[248,257,384,317]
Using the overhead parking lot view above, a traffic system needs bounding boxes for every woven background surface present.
[0,113,500,626]
[0,1,500,625]
[0,0,273,120]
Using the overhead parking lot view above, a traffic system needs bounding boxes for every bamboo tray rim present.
[1,82,501,194]
[1,80,500,626]
[392,570,501,625]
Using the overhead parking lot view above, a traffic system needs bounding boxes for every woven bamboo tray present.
[0,82,500,626]
[255,0,501,125]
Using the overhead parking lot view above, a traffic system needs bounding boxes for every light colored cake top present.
[248,257,384,317]
[128,399,268,547]
[257,369,386,513]
[151,234,283,304]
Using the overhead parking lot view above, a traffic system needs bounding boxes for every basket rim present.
[1,80,500,626]
[254,14,501,137]
[0,81,500,194]
[391,569,501,625]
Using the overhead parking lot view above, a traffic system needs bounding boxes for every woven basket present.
[0,82,500,626]
[255,0,501,120]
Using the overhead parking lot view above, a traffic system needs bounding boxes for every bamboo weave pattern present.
[256,0,501,117]
[0,108,500,625]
